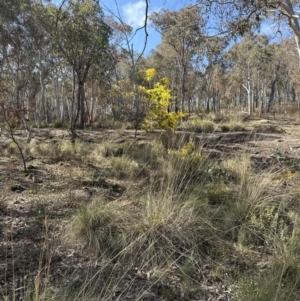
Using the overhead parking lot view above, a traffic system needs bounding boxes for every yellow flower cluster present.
[140,68,185,131]
[109,68,185,132]
[145,68,157,82]
[168,141,203,163]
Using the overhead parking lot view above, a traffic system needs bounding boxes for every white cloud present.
[122,1,147,28]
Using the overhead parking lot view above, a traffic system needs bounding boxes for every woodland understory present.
[1,113,300,301]
[3,0,300,300]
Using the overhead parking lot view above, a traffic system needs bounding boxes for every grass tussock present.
[108,156,139,178]
[4,140,19,156]
[236,269,299,301]
[52,120,65,129]
[220,122,245,132]
[68,179,210,269]
[218,156,278,243]
[28,140,92,161]
[254,123,285,133]
[215,112,248,132]
[237,229,300,300]
[181,117,215,133]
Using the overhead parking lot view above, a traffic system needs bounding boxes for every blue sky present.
[99,0,197,55]
[98,0,290,56]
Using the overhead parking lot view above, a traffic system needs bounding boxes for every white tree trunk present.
[54,77,61,121]
[276,0,300,61]
[90,80,95,124]
[61,82,65,121]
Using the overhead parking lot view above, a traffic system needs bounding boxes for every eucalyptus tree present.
[281,38,300,107]
[150,5,207,112]
[197,0,300,62]
[268,41,299,111]
[0,0,53,134]
[0,0,36,109]
[199,36,228,113]
[0,0,41,162]
[42,0,111,139]
[224,34,275,114]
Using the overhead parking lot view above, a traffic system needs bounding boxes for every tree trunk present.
[90,80,95,124]
[243,81,252,115]
[61,81,65,122]
[267,68,280,113]
[54,77,61,121]
[278,0,300,62]
[70,69,78,143]
[248,89,252,115]
[267,82,276,113]
[38,51,46,124]
[206,97,210,113]
[78,81,85,129]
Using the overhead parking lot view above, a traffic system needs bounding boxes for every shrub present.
[140,69,185,131]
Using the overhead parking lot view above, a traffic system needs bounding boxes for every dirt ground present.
[1,117,300,300]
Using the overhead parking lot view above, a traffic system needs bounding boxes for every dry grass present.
[2,124,300,300]
[220,122,245,132]
[68,156,210,269]
[28,140,92,161]
[180,117,216,133]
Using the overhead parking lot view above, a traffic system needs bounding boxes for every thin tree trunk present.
[90,80,95,124]
[78,81,85,129]
[70,69,78,143]
[61,81,65,122]
[54,77,60,121]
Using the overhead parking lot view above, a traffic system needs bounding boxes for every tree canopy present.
[1,0,300,137]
